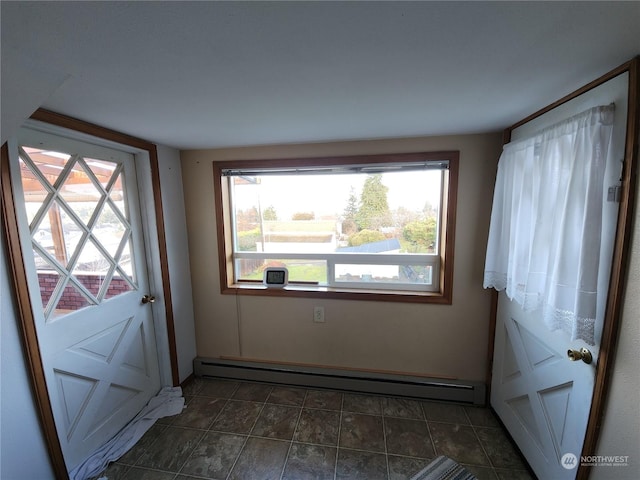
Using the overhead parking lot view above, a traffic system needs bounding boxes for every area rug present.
[410,455,478,480]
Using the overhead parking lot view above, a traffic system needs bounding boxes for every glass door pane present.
[18,145,136,319]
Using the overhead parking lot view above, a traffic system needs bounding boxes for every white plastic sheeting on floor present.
[70,386,185,480]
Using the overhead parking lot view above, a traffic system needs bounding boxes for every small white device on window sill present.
[263,267,288,288]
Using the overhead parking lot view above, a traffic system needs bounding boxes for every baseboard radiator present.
[193,358,486,405]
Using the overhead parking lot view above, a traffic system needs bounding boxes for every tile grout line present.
[222,382,262,480]
[462,408,499,478]
[173,395,230,478]
[461,407,497,474]
[468,416,501,477]
[170,377,207,479]
[278,388,309,480]
[423,410,440,462]
[127,417,179,472]
[419,401,439,477]
[381,397,391,480]
[333,392,345,480]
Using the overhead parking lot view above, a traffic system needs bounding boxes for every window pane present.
[236,258,327,284]
[217,153,457,300]
[231,170,442,256]
[20,142,138,318]
[334,263,434,286]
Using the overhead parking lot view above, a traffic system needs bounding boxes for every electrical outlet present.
[313,306,325,323]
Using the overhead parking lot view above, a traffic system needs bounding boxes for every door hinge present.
[607,185,622,203]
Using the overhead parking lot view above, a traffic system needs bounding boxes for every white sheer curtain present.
[484,104,615,345]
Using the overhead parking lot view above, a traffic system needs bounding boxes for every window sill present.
[222,282,452,304]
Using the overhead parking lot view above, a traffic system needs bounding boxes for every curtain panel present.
[484,105,615,345]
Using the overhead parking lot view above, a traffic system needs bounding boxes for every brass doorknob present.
[567,347,592,364]
[141,295,156,304]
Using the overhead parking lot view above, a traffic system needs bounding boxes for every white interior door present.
[490,73,628,479]
[9,127,162,473]
[492,294,601,478]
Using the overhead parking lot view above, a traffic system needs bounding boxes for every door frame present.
[1,109,180,480]
[485,57,639,479]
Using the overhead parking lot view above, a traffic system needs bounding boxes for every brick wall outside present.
[37,271,132,311]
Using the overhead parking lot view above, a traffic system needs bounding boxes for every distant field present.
[263,220,336,233]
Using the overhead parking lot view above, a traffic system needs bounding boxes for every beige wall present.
[181,133,502,382]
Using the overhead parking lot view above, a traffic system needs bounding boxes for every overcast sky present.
[234,170,442,220]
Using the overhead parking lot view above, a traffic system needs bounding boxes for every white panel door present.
[490,75,628,479]
[492,294,599,478]
[9,127,162,473]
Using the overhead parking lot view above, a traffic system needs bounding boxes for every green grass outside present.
[243,262,327,283]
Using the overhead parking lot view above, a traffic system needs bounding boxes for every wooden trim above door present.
[1,109,181,477]
[485,57,639,480]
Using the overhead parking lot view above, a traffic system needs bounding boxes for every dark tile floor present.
[95,378,535,480]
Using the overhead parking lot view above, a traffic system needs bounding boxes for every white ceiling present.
[2,1,639,150]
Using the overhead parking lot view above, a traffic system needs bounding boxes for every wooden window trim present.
[213,151,458,304]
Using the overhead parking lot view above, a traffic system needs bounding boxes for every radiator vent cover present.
[193,358,486,405]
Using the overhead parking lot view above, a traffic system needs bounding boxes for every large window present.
[213,152,458,303]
